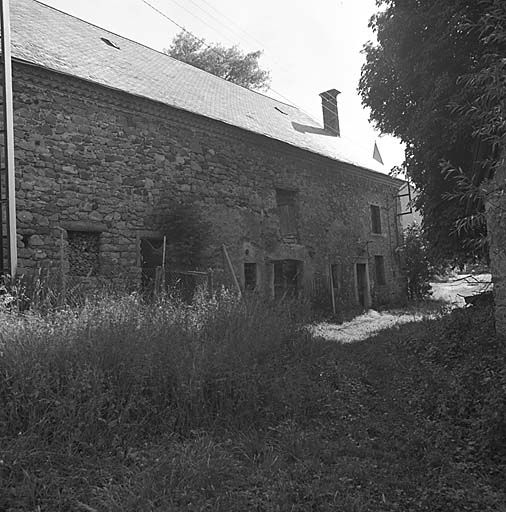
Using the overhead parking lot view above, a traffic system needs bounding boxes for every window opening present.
[68,231,100,276]
[370,205,382,234]
[375,255,386,286]
[244,262,257,291]
[276,189,298,239]
[356,263,368,308]
[140,238,163,287]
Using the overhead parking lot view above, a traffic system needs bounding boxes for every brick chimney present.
[319,89,340,136]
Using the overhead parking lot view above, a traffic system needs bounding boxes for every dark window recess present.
[244,263,257,291]
[274,259,302,299]
[141,238,164,287]
[68,231,100,276]
[276,189,298,238]
[375,255,386,286]
[370,205,382,234]
[356,263,368,308]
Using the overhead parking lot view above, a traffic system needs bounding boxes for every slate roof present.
[10,0,395,179]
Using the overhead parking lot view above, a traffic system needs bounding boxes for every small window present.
[374,255,386,286]
[244,263,257,291]
[370,205,382,234]
[101,37,120,49]
[276,189,298,238]
[140,238,164,287]
[68,231,100,276]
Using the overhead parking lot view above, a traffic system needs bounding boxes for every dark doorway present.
[273,259,302,299]
[356,263,368,309]
[244,262,257,291]
[141,238,163,287]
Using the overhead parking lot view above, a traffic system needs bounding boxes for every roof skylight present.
[101,37,120,50]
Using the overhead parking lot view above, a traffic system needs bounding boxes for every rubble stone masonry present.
[10,62,405,308]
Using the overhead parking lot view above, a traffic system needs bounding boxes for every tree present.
[359,0,506,264]
[401,224,434,300]
[165,31,271,91]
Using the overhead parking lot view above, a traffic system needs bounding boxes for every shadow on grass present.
[2,301,504,512]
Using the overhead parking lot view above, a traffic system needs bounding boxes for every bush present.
[401,224,435,299]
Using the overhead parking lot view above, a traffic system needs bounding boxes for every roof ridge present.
[34,0,299,110]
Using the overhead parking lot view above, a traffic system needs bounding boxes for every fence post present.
[222,244,243,301]
[59,228,66,305]
[329,262,336,315]
[154,266,162,298]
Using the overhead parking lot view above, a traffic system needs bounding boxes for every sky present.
[36,0,405,172]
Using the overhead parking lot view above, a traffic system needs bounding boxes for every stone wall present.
[10,62,405,308]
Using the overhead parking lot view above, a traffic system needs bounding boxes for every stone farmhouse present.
[4,0,406,308]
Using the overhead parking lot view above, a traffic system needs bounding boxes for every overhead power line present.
[155,0,323,98]
[184,0,270,52]
[139,0,347,125]
[139,0,386,163]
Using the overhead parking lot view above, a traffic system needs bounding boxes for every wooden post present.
[154,266,161,297]
[222,244,243,300]
[329,262,336,316]
[1,0,17,277]
[207,268,214,296]
[161,235,166,291]
[59,228,66,304]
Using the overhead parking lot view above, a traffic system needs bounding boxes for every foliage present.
[456,1,506,144]
[165,31,271,91]
[401,223,435,299]
[0,292,313,443]
[359,0,506,264]
[3,279,506,510]
[157,201,211,270]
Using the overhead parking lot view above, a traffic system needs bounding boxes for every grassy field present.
[1,291,506,511]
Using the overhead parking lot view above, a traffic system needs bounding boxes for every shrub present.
[401,224,435,299]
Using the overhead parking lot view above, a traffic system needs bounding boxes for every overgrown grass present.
[1,292,506,510]
[0,292,317,447]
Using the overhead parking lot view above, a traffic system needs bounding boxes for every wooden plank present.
[222,244,243,300]
[329,262,336,315]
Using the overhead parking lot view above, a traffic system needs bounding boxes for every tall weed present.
[0,291,315,453]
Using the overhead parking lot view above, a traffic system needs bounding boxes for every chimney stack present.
[319,89,340,137]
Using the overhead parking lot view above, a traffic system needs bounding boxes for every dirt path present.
[430,272,491,306]
[312,308,429,342]
[313,273,492,343]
